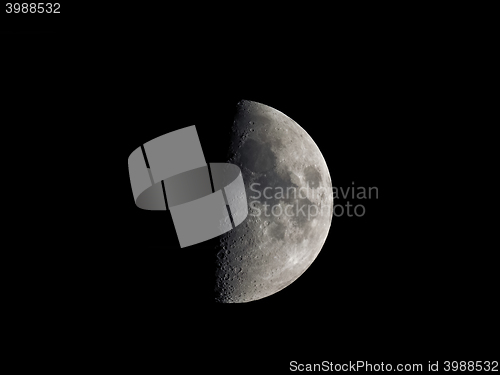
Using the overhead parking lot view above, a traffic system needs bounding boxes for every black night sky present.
[3,4,496,369]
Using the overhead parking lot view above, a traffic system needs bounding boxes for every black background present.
[3,4,497,369]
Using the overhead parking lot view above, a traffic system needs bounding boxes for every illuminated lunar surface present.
[214,100,333,303]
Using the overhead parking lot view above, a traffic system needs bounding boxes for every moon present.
[214,100,333,303]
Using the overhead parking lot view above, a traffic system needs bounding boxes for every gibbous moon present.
[214,100,333,303]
